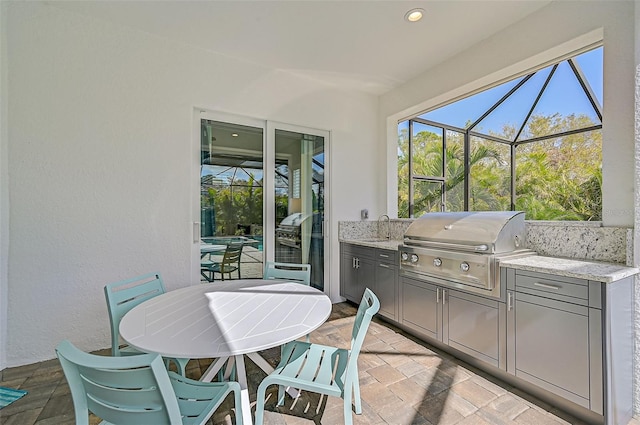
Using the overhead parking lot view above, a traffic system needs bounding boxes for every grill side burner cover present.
[403,211,526,254]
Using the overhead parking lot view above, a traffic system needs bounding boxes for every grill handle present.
[403,238,490,253]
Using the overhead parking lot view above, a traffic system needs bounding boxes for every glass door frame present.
[192,109,266,281]
[192,110,331,295]
[265,121,330,293]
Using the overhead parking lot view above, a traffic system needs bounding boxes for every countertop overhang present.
[340,238,639,283]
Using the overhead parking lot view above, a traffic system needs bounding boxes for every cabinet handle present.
[507,292,513,311]
[379,263,390,268]
[436,288,440,303]
[356,258,360,269]
[442,289,447,304]
[379,254,389,258]
[534,282,560,290]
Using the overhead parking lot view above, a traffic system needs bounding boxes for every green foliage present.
[201,173,264,236]
[399,113,602,220]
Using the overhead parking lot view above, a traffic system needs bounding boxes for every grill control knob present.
[460,262,470,272]
[433,258,442,267]
[401,252,408,261]
[410,254,419,263]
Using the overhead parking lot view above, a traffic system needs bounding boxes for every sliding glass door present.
[272,126,326,290]
[199,118,265,280]
[196,112,329,291]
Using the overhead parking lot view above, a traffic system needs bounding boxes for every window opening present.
[399,46,603,220]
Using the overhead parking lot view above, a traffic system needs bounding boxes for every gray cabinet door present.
[512,291,591,409]
[357,256,375,303]
[444,289,505,369]
[401,277,441,341]
[340,244,375,304]
[340,252,359,302]
[375,262,397,320]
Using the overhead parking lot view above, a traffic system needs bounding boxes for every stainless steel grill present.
[276,213,305,248]
[400,211,535,298]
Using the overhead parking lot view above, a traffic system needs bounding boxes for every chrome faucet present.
[378,214,391,240]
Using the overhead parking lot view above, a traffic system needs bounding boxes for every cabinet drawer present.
[376,249,397,264]
[342,244,375,260]
[516,271,588,301]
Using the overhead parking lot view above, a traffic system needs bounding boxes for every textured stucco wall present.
[4,1,378,366]
[0,0,8,371]
[633,55,640,417]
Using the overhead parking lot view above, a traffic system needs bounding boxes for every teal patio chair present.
[254,288,380,425]
[104,272,190,376]
[263,261,311,285]
[56,340,242,425]
[264,261,312,343]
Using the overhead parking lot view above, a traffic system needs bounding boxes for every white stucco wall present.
[380,1,636,228]
[633,0,640,414]
[3,2,379,366]
[0,1,9,371]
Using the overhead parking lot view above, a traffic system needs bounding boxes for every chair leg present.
[277,384,285,406]
[343,383,354,425]
[255,381,269,425]
[232,382,244,425]
[353,370,362,414]
[173,358,189,376]
[164,357,189,376]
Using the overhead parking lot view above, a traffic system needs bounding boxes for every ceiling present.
[47,0,553,95]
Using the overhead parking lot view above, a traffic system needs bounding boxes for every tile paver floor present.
[2,301,639,425]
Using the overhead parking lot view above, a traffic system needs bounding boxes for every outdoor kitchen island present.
[339,235,638,425]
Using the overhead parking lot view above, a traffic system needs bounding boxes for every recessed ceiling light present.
[231,133,239,137]
[404,8,424,22]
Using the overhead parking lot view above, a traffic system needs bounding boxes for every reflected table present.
[200,243,226,257]
[119,279,332,425]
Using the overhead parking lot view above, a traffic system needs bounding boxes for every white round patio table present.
[119,279,332,425]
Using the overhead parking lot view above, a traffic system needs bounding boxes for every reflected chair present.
[204,242,243,281]
[56,340,242,425]
[263,261,311,285]
[104,272,190,376]
[254,288,380,425]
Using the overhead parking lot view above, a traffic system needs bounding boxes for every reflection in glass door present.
[273,129,325,290]
[200,119,264,280]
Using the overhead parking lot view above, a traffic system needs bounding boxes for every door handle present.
[534,282,561,290]
[193,222,200,243]
[507,291,513,311]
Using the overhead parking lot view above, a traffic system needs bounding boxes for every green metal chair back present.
[208,242,244,281]
[103,272,190,375]
[56,340,242,425]
[254,288,380,425]
[263,261,311,285]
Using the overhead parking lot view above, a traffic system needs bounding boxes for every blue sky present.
[416,47,603,138]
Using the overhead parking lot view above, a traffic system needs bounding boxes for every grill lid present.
[403,211,526,254]
[279,213,307,227]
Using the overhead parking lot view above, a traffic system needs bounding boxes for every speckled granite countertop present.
[499,256,638,283]
[340,239,639,283]
[340,238,403,250]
